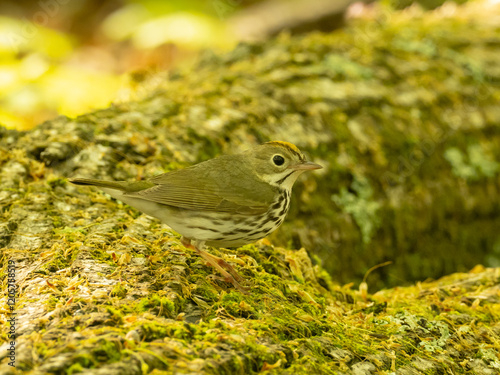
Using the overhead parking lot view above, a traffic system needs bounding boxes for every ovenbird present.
[70,141,321,292]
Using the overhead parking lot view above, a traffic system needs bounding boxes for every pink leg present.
[181,237,249,294]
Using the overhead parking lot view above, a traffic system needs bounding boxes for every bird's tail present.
[69,178,155,193]
[69,178,129,191]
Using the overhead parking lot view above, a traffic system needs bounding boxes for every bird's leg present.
[181,237,249,293]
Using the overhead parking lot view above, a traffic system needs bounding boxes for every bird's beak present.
[289,161,322,171]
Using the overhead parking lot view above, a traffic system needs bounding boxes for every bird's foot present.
[181,237,249,294]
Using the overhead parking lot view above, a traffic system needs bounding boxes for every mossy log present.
[1,4,500,374]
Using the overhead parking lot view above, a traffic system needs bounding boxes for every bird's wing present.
[124,156,276,215]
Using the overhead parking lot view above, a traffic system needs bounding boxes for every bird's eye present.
[272,155,285,166]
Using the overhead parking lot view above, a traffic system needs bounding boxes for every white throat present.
[262,170,303,190]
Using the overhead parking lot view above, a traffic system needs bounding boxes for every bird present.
[70,141,322,292]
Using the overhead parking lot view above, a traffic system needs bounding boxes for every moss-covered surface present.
[3,2,499,290]
[1,2,500,374]
[1,225,500,374]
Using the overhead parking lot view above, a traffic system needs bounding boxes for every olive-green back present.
[124,154,277,215]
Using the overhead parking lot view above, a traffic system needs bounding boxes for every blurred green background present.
[1,0,241,129]
[0,0,470,130]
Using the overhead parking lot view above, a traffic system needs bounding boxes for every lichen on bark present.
[1,2,500,374]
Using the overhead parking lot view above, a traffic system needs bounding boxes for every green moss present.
[47,177,67,189]
[66,362,85,375]
[69,352,96,373]
[104,306,124,323]
[2,3,500,374]
[91,338,123,362]
[139,322,171,341]
[36,252,72,275]
[215,292,258,318]
[88,247,114,264]
[45,296,60,310]
[110,283,127,298]
[53,226,88,242]
[136,294,176,318]
[192,284,220,303]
